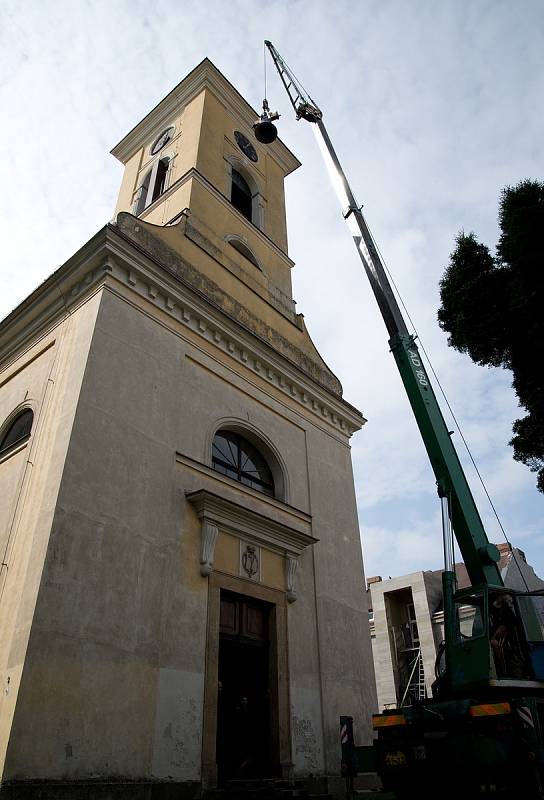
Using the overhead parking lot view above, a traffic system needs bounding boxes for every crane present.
[259,40,544,798]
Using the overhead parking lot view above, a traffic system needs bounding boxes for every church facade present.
[0,60,377,797]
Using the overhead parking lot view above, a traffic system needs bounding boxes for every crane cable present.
[367,226,529,591]
[263,40,267,103]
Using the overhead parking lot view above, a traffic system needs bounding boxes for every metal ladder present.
[400,647,426,706]
[416,647,426,700]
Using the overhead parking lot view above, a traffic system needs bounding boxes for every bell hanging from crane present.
[253,99,280,144]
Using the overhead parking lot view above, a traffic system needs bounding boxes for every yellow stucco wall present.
[214,532,285,592]
[114,83,294,306]
[261,549,285,592]
[114,89,206,219]
[214,532,239,575]
[0,294,103,776]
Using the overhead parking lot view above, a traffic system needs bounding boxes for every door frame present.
[202,573,291,787]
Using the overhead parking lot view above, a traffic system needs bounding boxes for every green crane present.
[260,40,544,797]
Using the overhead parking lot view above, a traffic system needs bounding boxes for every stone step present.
[205,781,312,800]
[222,790,296,797]
[273,781,305,789]
[226,789,299,796]
[222,782,305,791]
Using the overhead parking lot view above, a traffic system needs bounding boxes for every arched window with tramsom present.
[212,430,275,497]
[230,169,253,222]
[134,157,170,215]
[0,409,34,456]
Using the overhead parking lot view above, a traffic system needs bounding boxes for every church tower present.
[0,60,377,798]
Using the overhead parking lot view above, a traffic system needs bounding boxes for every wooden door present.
[217,592,272,780]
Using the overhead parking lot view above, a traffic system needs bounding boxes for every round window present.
[150,127,174,155]
[234,130,258,162]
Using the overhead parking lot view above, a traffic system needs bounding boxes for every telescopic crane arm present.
[263,41,323,123]
[264,40,503,591]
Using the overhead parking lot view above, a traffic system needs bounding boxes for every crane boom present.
[263,43,544,797]
[264,40,502,590]
[264,41,322,123]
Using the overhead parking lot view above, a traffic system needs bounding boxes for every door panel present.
[244,603,267,641]
[217,592,272,779]
[220,594,268,642]
[220,596,239,636]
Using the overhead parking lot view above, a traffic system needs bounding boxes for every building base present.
[0,781,201,800]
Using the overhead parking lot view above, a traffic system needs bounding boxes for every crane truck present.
[257,41,544,798]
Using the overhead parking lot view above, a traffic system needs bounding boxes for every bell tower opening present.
[230,168,253,222]
[216,591,275,782]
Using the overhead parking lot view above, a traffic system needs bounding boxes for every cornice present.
[139,167,295,271]
[114,213,344,389]
[186,488,316,557]
[0,222,366,437]
[111,59,301,177]
[0,227,115,367]
[105,225,365,437]
[0,340,55,390]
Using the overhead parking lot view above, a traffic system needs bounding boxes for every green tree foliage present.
[438,180,544,492]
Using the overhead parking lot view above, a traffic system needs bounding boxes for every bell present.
[253,119,278,144]
[253,100,280,144]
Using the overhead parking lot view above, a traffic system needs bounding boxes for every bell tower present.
[112,59,301,322]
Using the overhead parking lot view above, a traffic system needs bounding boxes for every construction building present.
[0,59,377,797]
[368,543,544,710]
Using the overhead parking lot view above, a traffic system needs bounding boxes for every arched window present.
[228,239,261,270]
[212,430,275,496]
[134,157,170,215]
[231,169,253,222]
[0,409,33,456]
[152,158,169,203]
[135,170,151,215]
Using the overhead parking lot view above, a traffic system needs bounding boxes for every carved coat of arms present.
[241,544,259,578]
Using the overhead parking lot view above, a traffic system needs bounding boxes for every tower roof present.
[111,57,301,177]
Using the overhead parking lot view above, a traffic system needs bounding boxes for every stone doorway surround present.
[202,574,288,787]
[185,489,316,604]
[186,489,317,788]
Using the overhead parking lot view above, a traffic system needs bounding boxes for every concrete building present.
[0,60,377,797]
[368,544,544,710]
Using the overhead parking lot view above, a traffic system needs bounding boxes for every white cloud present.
[1,0,543,583]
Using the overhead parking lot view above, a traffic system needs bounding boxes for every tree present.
[438,180,544,492]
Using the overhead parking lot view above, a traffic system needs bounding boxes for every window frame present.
[230,168,253,222]
[0,407,34,458]
[207,420,288,503]
[134,155,172,216]
[150,126,175,156]
[212,430,275,497]
[226,236,262,271]
[225,157,265,231]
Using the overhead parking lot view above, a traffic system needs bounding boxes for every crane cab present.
[436,586,544,698]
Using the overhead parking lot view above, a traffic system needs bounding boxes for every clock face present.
[234,130,258,162]
[151,127,174,155]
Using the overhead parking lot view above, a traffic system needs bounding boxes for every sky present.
[1,0,543,583]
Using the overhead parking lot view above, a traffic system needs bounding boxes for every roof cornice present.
[0,221,365,438]
[111,58,301,177]
[0,227,113,365]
